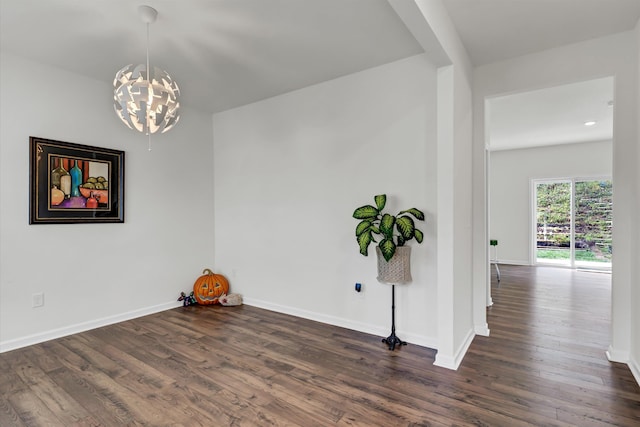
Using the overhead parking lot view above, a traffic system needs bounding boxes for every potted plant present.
[353,194,425,350]
[353,194,425,261]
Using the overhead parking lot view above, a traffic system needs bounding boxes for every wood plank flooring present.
[1,265,638,426]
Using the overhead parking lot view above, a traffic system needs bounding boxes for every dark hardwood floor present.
[1,265,638,426]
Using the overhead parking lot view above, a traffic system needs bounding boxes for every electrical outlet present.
[32,292,44,308]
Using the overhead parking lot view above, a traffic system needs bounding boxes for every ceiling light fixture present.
[584,121,596,127]
[113,5,180,150]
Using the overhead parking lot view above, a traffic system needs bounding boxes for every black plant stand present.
[382,284,406,351]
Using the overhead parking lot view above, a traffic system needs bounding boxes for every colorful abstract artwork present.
[29,137,124,224]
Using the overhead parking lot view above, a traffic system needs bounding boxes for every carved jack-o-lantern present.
[193,268,229,305]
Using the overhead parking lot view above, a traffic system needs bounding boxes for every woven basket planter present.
[376,246,412,285]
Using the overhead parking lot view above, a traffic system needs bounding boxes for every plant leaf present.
[374,194,386,211]
[353,205,378,219]
[397,234,405,247]
[370,226,380,234]
[355,220,371,236]
[414,229,424,243]
[380,214,395,238]
[399,208,425,221]
[396,215,415,240]
[357,231,372,256]
[379,238,396,262]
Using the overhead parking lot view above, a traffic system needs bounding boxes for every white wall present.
[0,2,478,368]
[0,52,216,351]
[409,0,475,369]
[213,54,439,346]
[473,31,638,365]
[450,65,474,362]
[490,140,613,265]
[632,19,640,384]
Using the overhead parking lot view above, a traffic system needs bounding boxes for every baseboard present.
[607,346,639,387]
[0,301,182,353]
[475,322,490,337]
[243,297,438,349]
[606,345,629,364]
[433,328,475,370]
[1,297,440,355]
[496,259,530,266]
[401,330,438,349]
[629,355,640,387]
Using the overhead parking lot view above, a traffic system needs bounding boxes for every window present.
[534,178,612,269]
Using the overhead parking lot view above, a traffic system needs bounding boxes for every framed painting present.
[29,136,125,224]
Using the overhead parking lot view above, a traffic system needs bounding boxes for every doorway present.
[487,77,613,266]
[480,69,631,367]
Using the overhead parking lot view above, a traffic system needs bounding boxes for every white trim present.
[433,328,475,370]
[0,301,182,353]
[530,179,537,265]
[494,259,531,266]
[606,345,629,363]
[486,124,493,313]
[629,354,640,387]
[2,297,440,354]
[475,322,490,336]
[244,298,438,349]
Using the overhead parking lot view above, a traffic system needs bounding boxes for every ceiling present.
[442,0,638,150]
[1,0,639,148]
[0,0,423,114]
[441,0,640,66]
[488,77,614,151]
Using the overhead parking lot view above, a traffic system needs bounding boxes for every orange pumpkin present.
[193,268,229,305]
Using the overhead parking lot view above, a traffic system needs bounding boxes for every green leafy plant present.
[353,194,425,262]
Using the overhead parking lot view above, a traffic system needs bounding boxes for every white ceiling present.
[488,77,614,151]
[441,0,638,151]
[441,0,640,66]
[0,0,423,114]
[1,0,639,148]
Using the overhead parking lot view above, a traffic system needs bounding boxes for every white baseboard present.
[629,355,640,387]
[606,346,639,387]
[0,301,182,353]
[243,297,438,349]
[475,322,490,337]
[2,297,441,356]
[401,330,438,349]
[606,345,629,364]
[433,328,475,370]
[495,259,531,266]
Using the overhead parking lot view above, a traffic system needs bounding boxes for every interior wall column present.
[434,64,456,368]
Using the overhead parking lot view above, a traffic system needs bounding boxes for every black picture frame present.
[29,136,125,224]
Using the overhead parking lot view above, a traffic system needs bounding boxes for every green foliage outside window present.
[536,180,612,263]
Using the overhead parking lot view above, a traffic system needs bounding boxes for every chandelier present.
[113,5,180,147]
